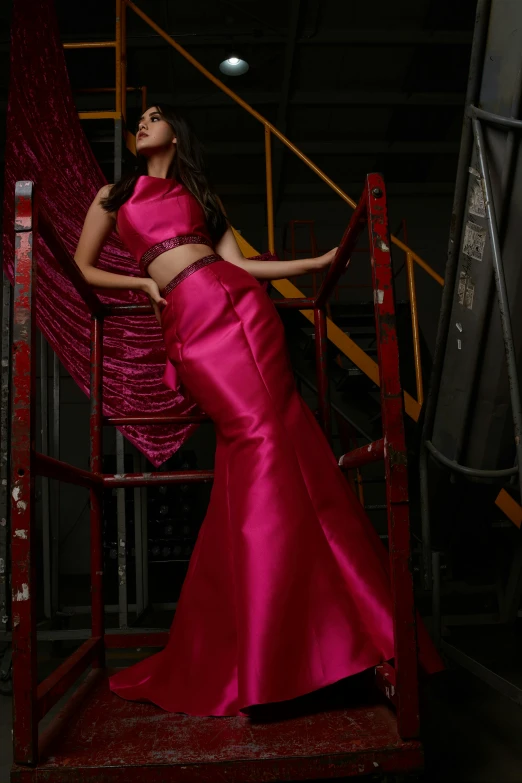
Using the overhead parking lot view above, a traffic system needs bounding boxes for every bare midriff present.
[145,243,217,291]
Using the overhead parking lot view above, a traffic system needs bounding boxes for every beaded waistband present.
[139,234,214,276]
[160,253,223,297]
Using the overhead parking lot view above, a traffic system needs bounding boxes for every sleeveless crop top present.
[116,175,214,276]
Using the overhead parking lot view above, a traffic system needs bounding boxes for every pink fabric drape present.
[2,0,276,467]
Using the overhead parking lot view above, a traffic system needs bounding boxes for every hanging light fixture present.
[219,51,249,76]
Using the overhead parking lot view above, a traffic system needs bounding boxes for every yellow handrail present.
[406,252,424,406]
[63,41,117,49]
[265,128,275,255]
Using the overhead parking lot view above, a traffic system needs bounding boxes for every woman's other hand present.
[141,278,167,324]
[314,246,349,270]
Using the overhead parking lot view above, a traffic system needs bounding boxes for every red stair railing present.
[10,172,419,767]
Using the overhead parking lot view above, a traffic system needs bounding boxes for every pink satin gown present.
[108,176,444,716]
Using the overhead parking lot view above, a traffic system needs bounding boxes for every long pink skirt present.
[109,254,443,716]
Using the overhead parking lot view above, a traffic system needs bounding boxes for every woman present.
[75,104,443,718]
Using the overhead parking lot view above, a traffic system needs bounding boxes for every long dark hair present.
[100,104,229,244]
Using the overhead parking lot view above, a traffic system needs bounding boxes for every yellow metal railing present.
[67,0,446,420]
[63,0,125,122]
[121,0,446,420]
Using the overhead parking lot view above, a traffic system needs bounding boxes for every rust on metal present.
[366,173,420,739]
[386,444,408,468]
[9,174,425,776]
[11,181,39,765]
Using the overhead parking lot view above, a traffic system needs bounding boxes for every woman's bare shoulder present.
[97,183,114,200]
[93,183,117,221]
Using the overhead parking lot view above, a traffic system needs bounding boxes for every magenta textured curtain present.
[3,0,276,467]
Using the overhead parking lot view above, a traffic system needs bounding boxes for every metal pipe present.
[338,438,384,470]
[393,239,444,285]
[115,0,122,117]
[115,68,126,630]
[11,181,38,764]
[39,334,52,619]
[133,448,144,616]
[401,218,424,406]
[63,41,117,49]
[120,0,127,124]
[140,452,149,610]
[105,413,210,425]
[473,117,522,499]
[265,126,275,254]
[314,193,367,309]
[315,307,331,440]
[90,316,105,667]
[405,251,424,405]
[116,431,128,628]
[34,453,103,488]
[432,551,441,649]
[0,271,12,632]
[78,111,121,121]
[425,440,518,478]
[75,86,147,94]
[114,117,123,184]
[51,351,60,615]
[470,104,522,130]
[104,469,215,488]
[366,174,419,739]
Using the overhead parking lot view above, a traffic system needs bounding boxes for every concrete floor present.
[2,647,522,782]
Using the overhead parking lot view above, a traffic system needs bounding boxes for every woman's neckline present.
[141,174,176,181]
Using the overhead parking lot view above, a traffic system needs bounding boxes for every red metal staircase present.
[10,173,423,780]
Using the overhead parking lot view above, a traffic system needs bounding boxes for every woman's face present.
[136,107,176,154]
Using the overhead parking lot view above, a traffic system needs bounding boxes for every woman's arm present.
[214,225,338,280]
[74,185,147,292]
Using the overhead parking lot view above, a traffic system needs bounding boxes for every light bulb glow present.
[219,56,250,76]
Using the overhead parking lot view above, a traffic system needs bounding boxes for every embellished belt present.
[160,253,223,297]
[139,234,214,276]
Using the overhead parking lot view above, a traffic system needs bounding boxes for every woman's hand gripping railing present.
[314,189,368,311]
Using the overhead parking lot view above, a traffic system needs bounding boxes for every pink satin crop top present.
[116,175,214,276]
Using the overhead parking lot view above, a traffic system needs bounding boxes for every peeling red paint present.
[11,181,39,765]
[367,174,419,738]
[10,177,423,779]
[336,175,420,741]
